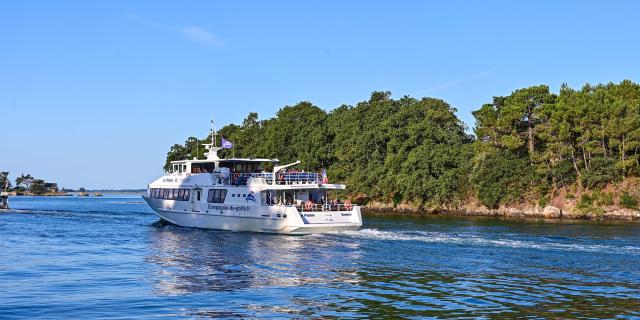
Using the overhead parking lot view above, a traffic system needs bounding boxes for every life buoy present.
[304,200,313,211]
[344,200,352,210]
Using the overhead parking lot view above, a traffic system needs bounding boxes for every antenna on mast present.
[210,114,219,147]
[204,114,222,161]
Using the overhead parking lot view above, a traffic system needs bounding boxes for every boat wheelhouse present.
[142,125,362,234]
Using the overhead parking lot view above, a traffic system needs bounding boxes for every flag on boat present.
[321,168,329,184]
[221,137,233,149]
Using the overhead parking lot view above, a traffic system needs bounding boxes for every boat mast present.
[204,115,223,163]
[210,115,218,148]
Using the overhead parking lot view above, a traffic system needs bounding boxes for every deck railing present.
[295,203,352,212]
[229,172,320,185]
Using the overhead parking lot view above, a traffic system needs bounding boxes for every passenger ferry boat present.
[143,126,362,234]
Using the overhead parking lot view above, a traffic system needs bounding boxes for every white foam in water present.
[336,229,640,255]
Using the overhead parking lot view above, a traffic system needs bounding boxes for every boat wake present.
[335,228,640,255]
[0,209,32,214]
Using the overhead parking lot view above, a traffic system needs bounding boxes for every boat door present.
[191,188,201,212]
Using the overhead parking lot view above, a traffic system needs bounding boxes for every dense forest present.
[166,80,640,211]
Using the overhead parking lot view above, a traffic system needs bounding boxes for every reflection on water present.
[146,221,640,318]
[146,223,362,295]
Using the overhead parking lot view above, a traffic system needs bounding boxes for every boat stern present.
[280,205,363,235]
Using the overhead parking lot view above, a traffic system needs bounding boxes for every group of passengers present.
[225,168,318,185]
[264,192,343,209]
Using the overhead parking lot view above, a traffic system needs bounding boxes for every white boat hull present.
[143,196,362,234]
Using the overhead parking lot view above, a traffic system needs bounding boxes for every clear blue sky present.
[2,1,639,189]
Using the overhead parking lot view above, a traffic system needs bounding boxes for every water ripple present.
[1,197,639,318]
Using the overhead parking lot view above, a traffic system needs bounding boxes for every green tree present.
[30,179,46,195]
[15,173,34,190]
[0,172,10,190]
[471,150,534,208]
[164,81,640,210]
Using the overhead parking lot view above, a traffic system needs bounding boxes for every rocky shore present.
[363,201,640,222]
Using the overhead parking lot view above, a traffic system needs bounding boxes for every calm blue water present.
[1,196,639,319]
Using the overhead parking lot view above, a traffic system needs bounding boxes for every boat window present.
[207,189,227,203]
[183,189,190,201]
[191,163,216,174]
[163,189,170,199]
[263,190,273,205]
[178,189,184,200]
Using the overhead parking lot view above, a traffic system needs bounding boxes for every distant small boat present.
[0,192,9,210]
[93,193,103,197]
[79,192,89,197]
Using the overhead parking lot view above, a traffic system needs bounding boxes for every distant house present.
[44,183,59,193]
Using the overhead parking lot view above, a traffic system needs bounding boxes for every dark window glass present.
[217,189,227,203]
[178,189,184,201]
[184,189,190,201]
[164,189,170,199]
[208,189,227,203]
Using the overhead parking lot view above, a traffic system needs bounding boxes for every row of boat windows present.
[149,188,228,203]
[149,188,191,201]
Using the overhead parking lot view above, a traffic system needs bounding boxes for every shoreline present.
[5,191,144,196]
[362,202,640,222]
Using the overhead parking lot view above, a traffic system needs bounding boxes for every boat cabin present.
[169,158,278,175]
[155,140,349,211]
